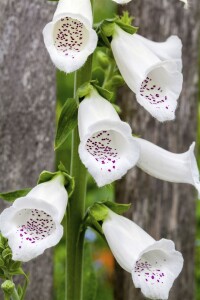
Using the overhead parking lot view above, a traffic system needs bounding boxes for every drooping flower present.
[133,137,200,197]
[111,25,183,122]
[102,210,183,300]
[78,88,140,187]
[0,174,68,262]
[43,0,98,73]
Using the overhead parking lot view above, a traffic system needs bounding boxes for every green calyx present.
[96,12,138,48]
[77,80,114,101]
[37,162,75,198]
[83,201,131,236]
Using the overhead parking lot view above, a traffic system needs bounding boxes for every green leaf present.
[92,67,105,86]
[55,98,78,150]
[2,248,12,261]
[0,189,31,203]
[0,258,4,267]
[83,243,97,300]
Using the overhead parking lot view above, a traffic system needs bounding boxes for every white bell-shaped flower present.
[111,25,183,122]
[78,89,140,187]
[0,175,68,262]
[134,137,200,197]
[43,0,98,73]
[102,210,183,300]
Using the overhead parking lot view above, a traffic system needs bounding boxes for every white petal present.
[0,197,63,262]
[180,0,189,8]
[134,34,182,71]
[111,26,160,92]
[102,210,155,272]
[111,26,183,122]
[78,91,140,187]
[27,175,68,222]
[136,60,183,122]
[78,89,120,141]
[43,0,97,73]
[134,137,200,197]
[112,0,132,3]
[132,239,183,300]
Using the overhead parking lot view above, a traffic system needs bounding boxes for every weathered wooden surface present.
[115,0,200,299]
[0,0,56,299]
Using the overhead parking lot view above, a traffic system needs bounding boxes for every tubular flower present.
[78,89,140,187]
[43,0,98,73]
[0,175,68,262]
[134,137,200,197]
[102,210,183,300]
[111,25,183,122]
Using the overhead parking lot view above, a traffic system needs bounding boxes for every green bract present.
[83,201,131,236]
[55,98,78,150]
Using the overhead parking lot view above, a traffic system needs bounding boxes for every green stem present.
[3,293,10,300]
[102,62,115,89]
[66,54,93,300]
[11,288,20,300]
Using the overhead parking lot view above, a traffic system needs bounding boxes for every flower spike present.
[134,137,200,197]
[0,174,68,262]
[102,210,183,300]
[111,25,183,122]
[78,88,140,187]
[43,0,98,73]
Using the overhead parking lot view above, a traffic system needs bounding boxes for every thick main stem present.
[66,55,93,300]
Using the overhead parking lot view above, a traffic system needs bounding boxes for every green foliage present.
[96,16,137,48]
[0,234,29,299]
[0,189,31,203]
[55,98,78,150]
[84,201,131,237]
[38,163,75,197]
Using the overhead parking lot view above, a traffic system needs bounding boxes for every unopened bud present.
[1,280,15,295]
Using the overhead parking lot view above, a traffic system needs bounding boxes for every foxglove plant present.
[111,25,183,122]
[0,174,68,262]
[43,0,98,73]
[78,88,140,186]
[0,1,194,299]
[102,209,184,300]
[133,137,200,197]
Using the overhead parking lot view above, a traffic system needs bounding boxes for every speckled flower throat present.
[140,76,172,111]
[54,17,89,58]
[134,256,166,285]
[86,130,123,173]
[15,209,55,250]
